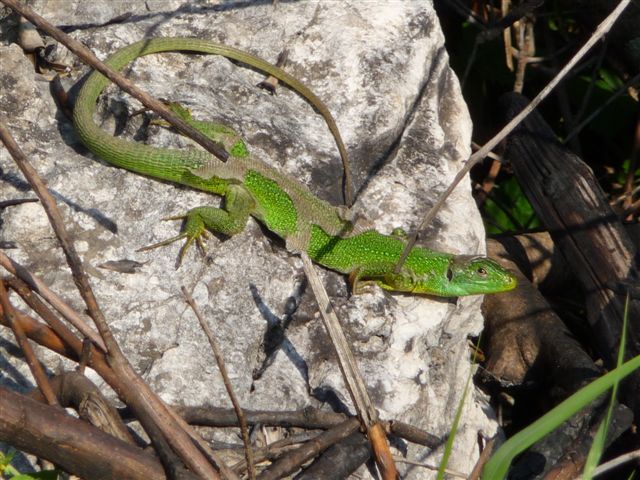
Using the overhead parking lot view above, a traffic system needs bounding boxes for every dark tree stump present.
[500,92,640,418]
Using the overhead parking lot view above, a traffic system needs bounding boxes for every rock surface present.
[0,1,496,477]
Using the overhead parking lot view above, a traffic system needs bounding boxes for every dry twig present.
[257,418,360,480]
[394,0,632,273]
[0,112,221,477]
[301,253,398,479]
[0,280,58,406]
[0,0,230,162]
[182,286,256,480]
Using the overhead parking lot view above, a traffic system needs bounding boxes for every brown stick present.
[182,286,256,480]
[230,432,318,473]
[27,372,135,445]
[293,431,371,480]
[257,418,360,480]
[0,251,106,351]
[0,112,220,476]
[176,405,441,448]
[0,386,170,480]
[0,301,73,357]
[1,278,120,388]
[0,280,59,406]
[0,0,230,163]
[7,277,98,360]
[0,198,38,208]
[368,422,399,480]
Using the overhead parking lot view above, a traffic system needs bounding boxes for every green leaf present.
[599,68,624,92]
[483,177,540,234]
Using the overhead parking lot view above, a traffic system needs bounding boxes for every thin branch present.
[0,0,230,163]
[394,0,632,273]
[0,251,106,351]
[174,405,442,448]
[0,280,59,406]
[182,286,256,480]
[0,116,118,350]
[0,198,38,208]
[231,431,318,473]
[300,255,375,424]
[0,299,75,358]
[258,418,360,480]
[0,113,220,477]
[588,447,640,479]
[300,252,398,479]
[392,456,467,478]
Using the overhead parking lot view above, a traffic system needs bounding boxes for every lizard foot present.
[137,213,210,267]
[348,269,379,295]
[149,101,194,128]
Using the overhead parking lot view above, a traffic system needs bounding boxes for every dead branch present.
[292,431,371,479]
[257,418,360,480]
[182,286,256,480]
[0,280,58,406]
[27,371,134,444]
[0,386,171,480]
[0,109,221,477]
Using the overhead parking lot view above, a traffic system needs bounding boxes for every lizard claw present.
[136,233,187,253]
[161,213,187,222]
[136,213,209,267]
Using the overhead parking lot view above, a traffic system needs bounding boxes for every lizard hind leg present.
[138,184,256,266]
[348,268,382,295]
[153,101,249,159]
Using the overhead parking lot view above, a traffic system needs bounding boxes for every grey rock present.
[0,1,497,478]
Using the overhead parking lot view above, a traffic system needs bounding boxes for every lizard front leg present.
[139,183,256,265]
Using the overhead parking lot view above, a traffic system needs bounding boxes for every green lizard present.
[73,37,516,297]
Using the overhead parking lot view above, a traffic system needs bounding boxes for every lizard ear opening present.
[446,266,454,282]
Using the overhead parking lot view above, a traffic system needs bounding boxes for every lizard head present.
[374,254,517,297]
[443,255,517,296]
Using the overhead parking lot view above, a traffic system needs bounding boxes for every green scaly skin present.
[73,37,517,297]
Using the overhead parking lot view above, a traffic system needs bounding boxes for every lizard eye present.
[477,267,487,277]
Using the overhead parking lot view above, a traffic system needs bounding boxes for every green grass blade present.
[438,342,484,480]
[482,352,640,480]
[583,294,629,479]
[437,364,475,480]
